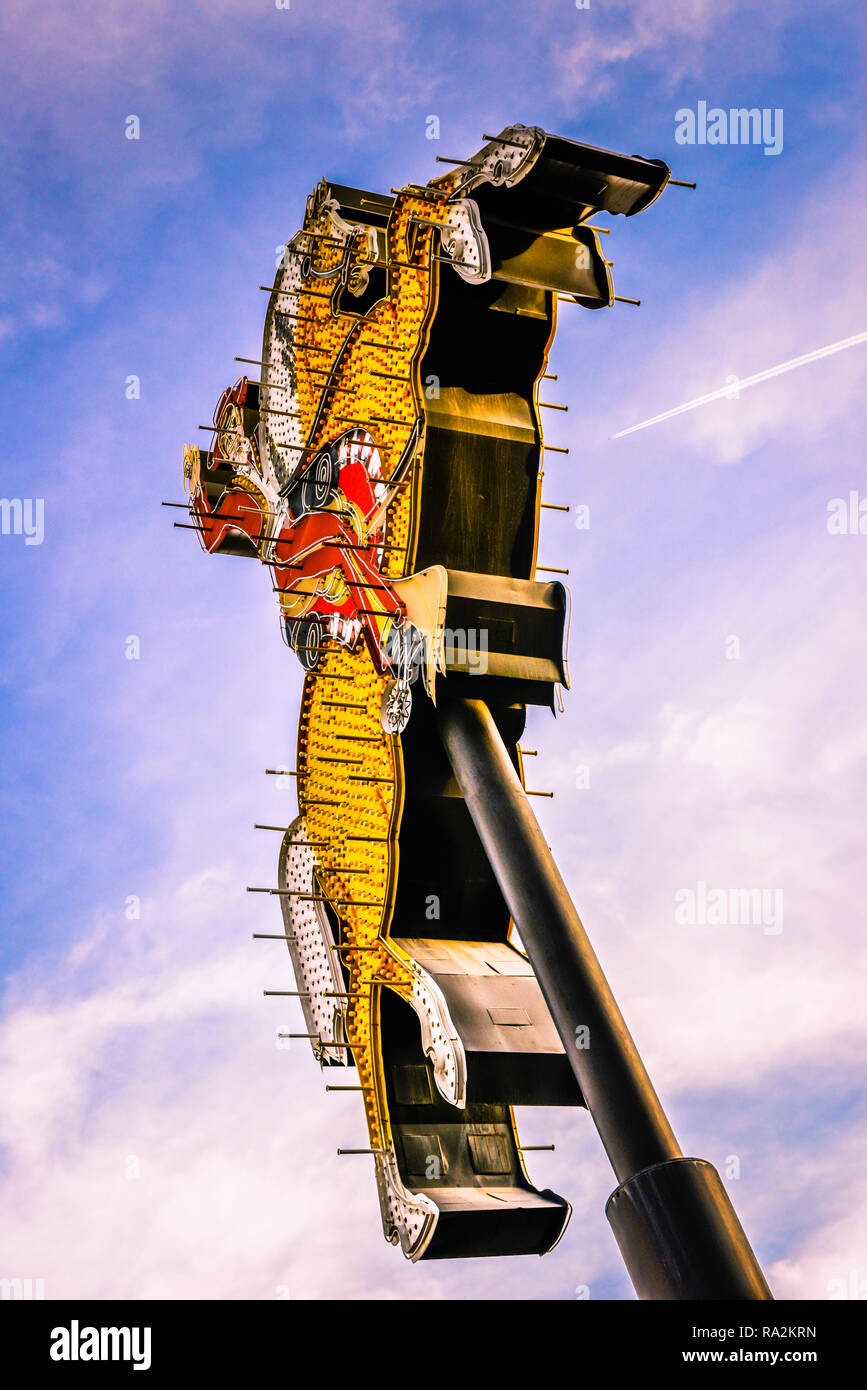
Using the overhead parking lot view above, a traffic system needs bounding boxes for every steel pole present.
[437,696,772,1299]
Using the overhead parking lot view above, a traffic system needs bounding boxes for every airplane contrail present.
[612,330,867,439]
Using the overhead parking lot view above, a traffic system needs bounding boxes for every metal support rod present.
[437,696,772,1300]
[438,697,677,1180]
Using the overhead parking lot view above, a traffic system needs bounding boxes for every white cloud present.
[0,881,619,1298]
[552,0,803,101]
[659,698,784,783]
[0,0,862,1304]
[768,1125,867,1301]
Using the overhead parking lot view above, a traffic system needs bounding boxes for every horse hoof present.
[380,679,412,734]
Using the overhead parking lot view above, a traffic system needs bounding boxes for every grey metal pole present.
[438,697,772,1299]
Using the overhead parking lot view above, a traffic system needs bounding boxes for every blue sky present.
[0,0,865,1299]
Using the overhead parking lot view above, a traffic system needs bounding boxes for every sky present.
[0,0,865,1301]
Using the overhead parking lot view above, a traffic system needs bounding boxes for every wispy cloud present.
[1,0,864,1304]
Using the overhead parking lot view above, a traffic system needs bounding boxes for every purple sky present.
[0,0,865,1300]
